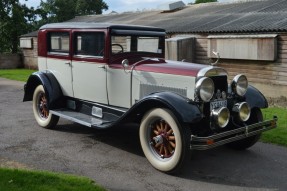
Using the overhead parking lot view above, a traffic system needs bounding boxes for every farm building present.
[20,0,287,98]
[20,31,38,69]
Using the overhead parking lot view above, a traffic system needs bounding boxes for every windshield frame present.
[110,29,165,58]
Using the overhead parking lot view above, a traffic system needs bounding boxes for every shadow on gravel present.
[55,122,144,157]
[54,122,283,190]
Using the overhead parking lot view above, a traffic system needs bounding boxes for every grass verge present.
[0,69,36,82]
[0,168,105,191]
[262,107,287,147]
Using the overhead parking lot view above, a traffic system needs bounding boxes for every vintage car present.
[23,22,277,173]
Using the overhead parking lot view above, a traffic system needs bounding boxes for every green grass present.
[0,168,105,191]
[262,107,287,147]
[0,69,36,82]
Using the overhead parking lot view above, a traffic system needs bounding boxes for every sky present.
[20,0,234,14]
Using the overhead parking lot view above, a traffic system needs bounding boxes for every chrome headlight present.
[232,74,248,96]
[211,107,230,128]
[233,102,251,122]
[195,77,214,102]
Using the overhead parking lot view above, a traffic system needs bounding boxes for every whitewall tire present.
[32,85,59,129]
[139,108,190,173]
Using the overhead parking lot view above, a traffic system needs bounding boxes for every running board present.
[50,109,115,129]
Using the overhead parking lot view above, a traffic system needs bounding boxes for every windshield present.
[111,35,165,55]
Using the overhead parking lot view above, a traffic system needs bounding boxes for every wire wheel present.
[33,85,59,129]
[37,92,49,119]
[150,120,176,159]
[140,108,190,173]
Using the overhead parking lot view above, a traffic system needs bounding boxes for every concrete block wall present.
[0,54,23,69]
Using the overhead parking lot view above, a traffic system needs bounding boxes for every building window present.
[208,34,277,61]
[48,32,70,54]
[20,38,33,49]
[74,32,105,57]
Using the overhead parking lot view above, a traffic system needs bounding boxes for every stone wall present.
[0,54,23,69]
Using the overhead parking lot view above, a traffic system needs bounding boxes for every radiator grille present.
[140,83,187,98]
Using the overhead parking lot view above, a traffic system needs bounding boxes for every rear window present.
[48,32,70,54]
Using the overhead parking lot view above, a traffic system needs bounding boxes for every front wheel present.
[139,108,191,174]
[32,85,59,129]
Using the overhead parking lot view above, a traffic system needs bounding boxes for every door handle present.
[65,62,71,66]
[98,65,106,69]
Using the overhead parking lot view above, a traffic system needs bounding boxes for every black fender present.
[23,71,64,109]
[245,85,268,109]
[121,92,202,124]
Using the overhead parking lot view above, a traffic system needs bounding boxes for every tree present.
[76,0,108,15]
[0,0,109,53]
[0,0,38,53]
[195,0,218,4]
[39,0,108,23]
[39,0,76,23]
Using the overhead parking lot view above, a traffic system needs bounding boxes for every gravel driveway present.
[0,77,286,191]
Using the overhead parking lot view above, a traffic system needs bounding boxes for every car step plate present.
[50,109,108,128]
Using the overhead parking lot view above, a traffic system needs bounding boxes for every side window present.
[75,32,105,57]
[137,37,161,53]
[48,32,70,54]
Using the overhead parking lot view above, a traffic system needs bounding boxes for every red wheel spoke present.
[160,121,164,131]
[167,144,173,153]
[153,130,159,135]
[164,146,168,157]
[168,136,175,141]
[167,129,173,135]
[169,141,176,148]
[164,123,168,132]
[159,145,164,154]
[45,110,49,117]
[156,124,161,132]
[155,142,161,148]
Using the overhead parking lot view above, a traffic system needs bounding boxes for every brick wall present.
[22,37,38,69]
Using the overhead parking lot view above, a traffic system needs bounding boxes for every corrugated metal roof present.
[20,31,38,37]
[68,0,287,33]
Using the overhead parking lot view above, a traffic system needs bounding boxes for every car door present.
[71,31,108,104]
[46,31,74,97]
[107,64,131,108]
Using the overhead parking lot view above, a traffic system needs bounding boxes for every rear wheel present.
[226,108,263,150]
[139,108,191,174]
[33,85,59,129]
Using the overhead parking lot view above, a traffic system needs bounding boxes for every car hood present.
[134,59,208,77]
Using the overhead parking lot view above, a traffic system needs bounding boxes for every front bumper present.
[190,116,278,150]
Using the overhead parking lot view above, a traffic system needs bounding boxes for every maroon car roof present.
[40,22,165,32]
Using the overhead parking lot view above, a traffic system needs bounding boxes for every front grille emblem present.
[222,91,227,99]
[216,89,221,99]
